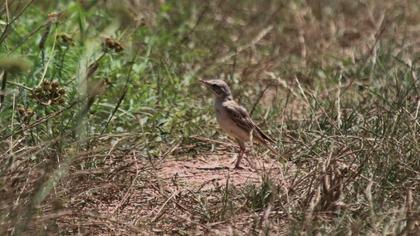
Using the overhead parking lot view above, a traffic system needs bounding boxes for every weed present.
[0,0,419,235]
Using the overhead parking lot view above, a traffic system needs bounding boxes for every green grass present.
[1,0,419,235]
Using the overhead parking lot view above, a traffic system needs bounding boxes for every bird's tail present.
[254,125,275,144]
[264,142,278,155]
[253,126,278,155]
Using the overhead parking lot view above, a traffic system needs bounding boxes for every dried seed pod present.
[102,37,124,53]
[17,106,26,116]
[47,12,61,23]
[56,97,65,105]
[31,80,65,106]
[57,33,75,46]
[51,80,59,88]
[26,108,34,117]
[41,80,50,90]
[39,24,51,50]
[17,105,35,123]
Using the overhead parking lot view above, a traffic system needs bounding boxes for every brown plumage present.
[200,79,277,169]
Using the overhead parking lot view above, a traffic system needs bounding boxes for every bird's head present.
[200,79,232,99]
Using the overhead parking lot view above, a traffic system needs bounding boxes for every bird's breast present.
[214,105,250,142]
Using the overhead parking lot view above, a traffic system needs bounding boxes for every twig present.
[0,0,35,45]
[151,190,180,222]
[38,29,58,86]
[195,166,230,170]
[392,55,418,93]
[355,11,386,64]
[216,25,273,64]
[6,80,32,91]
[0,71,7,108]
[265,72,299,98]
[9,21,50,55]
[82,212,143,234]
[110,154,142,215]
[336,71,342,129]
[101,53,138,134]
[33,210,73,221]
[250,84,270,115]
[180,0,210,44]
[191,25,274,76]
[157,141,180,165]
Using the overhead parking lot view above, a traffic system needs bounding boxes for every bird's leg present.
[234,146,245,169]
[234,140,246,169]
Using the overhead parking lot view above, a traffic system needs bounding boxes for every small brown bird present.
[200,79,277,169]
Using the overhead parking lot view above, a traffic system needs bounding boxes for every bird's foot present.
[231,157,242,168]
[233,163,244,170]
[231,157,253,171]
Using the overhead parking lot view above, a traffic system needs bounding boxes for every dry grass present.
[1,0,419,235]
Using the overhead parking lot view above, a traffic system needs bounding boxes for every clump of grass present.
[244,176,278,211]
[0,0,419,235]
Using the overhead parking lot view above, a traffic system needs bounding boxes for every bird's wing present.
[223,101,276,144]
[223,100,255,132]
[254,123,276,144]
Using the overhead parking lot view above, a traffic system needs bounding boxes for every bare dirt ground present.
[41,148,290,235]
[158,153,285,190]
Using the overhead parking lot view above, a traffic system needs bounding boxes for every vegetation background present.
[0,0,419,234]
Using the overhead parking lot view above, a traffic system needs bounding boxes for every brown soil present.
[42,151,288,235]
[157,153,284,190]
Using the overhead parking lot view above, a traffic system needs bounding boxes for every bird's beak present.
[199,79,209,86]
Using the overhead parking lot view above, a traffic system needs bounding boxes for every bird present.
[200,79,277,169]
